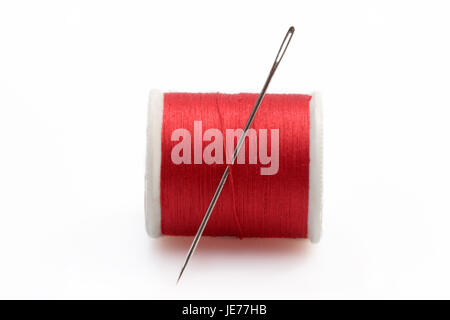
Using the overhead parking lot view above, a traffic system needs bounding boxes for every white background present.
[1,0,450,299]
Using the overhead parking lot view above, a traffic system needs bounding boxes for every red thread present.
[160,93,311,238]
[214,93,244,239]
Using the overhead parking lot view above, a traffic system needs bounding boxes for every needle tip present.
[176,267,185,285]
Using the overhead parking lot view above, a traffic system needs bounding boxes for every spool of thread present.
[145,90,323,242]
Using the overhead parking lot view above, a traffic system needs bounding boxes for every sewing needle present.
[177,26,295,284]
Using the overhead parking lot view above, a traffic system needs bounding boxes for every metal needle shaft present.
[177,26,295,284]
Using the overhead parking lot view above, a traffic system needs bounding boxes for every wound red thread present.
[160,92,311,238]
[215,93,244,239]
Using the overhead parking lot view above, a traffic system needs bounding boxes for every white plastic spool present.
[145,90,323,242]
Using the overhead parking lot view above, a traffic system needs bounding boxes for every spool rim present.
[145,90,164,237]
[307,92,323,243]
